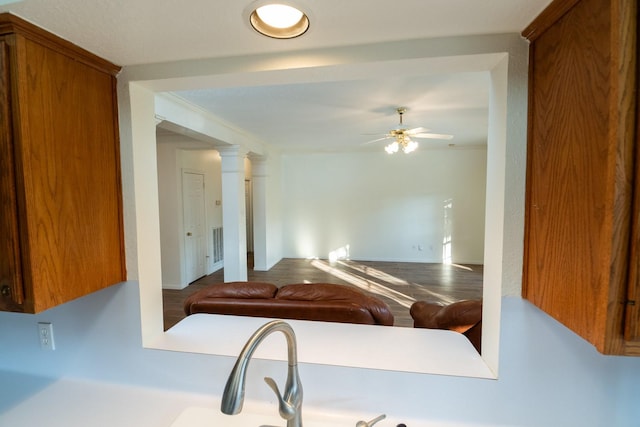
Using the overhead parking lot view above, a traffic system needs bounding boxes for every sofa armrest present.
[410,300,482,353]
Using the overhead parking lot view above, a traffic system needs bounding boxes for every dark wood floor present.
[163,257,483,330]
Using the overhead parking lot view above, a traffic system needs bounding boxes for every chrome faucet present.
[221,320,304,427]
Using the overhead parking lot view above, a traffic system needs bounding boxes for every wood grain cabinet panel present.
[522,0,639,355]
[0,14,125,313]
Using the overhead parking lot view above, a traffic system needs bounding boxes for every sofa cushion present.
[183,281,278,315]
[277,283,394,326]
[277,283,366,301]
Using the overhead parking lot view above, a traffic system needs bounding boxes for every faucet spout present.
[221,320,303,427]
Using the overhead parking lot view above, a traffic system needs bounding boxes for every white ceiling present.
[173,71,493,152]
[2,0,551,152]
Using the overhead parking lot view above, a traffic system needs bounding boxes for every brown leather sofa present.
[410,299,483,353]
[183,281,395,326]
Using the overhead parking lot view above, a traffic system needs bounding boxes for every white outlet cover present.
[38,322,55,350]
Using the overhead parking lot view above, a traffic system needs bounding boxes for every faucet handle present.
[264,376,280,396]
[356,414,386,427]
[264,377,296,421]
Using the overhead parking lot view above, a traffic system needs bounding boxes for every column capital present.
[217,144,249,158]
[250,155,269,178]
[247,152,267,162]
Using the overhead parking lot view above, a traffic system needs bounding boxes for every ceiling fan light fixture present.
[402,139,418,153]
[248,2,310,39]
[386,133,418,154]
[385,141,399,154]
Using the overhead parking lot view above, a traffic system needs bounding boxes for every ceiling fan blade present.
[412,133,454,140]
[363,109,453,147]
[405,127,430,134]
[361,136,392,145]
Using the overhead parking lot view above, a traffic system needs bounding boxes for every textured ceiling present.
[2,0,551,152]
[2,0,550,66]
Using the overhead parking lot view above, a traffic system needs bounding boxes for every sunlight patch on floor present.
[311,259,463,306]
[336,261,411,286]
[310,259,416,307]
[450,263,474,271]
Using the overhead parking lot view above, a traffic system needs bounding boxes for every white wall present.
[157,143,222,289]
[282,149,486,263]
[157,142,182,287]
[1,284,639,426]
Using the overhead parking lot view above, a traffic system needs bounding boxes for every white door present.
[183,172,206,284]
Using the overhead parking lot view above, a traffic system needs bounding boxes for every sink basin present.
[170,406,355,427]
[170,406,499,427]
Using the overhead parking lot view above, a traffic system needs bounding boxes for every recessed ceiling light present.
[248,2,309,39]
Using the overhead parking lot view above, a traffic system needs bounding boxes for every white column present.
[218,145,248,281]
[250,155,268,271]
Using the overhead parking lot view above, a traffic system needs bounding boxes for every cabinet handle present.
[1,285,10,297]
[186,232,193,236]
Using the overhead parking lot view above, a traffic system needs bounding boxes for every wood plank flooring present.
[163,258,483,330]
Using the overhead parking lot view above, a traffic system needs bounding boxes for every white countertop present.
[0,371,213,427]
[152,314,494,378]
[0,371,497,427]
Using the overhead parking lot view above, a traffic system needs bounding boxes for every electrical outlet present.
[37,322,55,350]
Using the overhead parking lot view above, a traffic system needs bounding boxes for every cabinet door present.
[13,35,125,312]
[522,0,636,354]
[0,37,24,311]
[625,105,640,343]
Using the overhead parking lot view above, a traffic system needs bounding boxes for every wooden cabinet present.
[0,14,125,313]
[522,0,639,355]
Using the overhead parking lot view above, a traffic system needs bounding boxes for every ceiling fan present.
[364,107,453,154]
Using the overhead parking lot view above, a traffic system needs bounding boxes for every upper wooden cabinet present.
[522,0,639,355]
[0,14,125,313]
